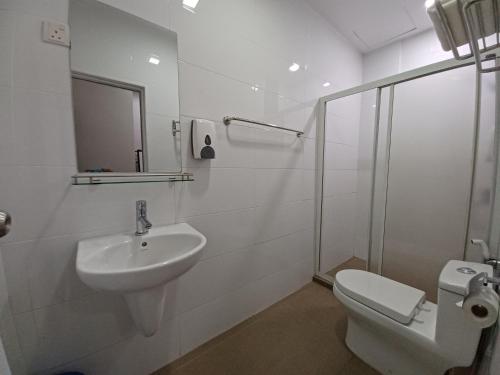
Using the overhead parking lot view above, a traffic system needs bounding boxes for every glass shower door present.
[376,65,478,301]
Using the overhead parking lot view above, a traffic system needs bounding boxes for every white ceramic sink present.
[77,223,206,336]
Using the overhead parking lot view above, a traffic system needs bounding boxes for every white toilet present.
[333,260,495,375]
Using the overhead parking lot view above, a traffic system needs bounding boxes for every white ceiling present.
[306,0,433,53]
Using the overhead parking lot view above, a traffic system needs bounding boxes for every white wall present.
[0,0,362,374]
[0,252,22,375]
[362,29,453,83]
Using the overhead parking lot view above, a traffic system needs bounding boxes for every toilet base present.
[345,316,450,375]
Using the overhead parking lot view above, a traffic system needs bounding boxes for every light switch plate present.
[42,21,70,47]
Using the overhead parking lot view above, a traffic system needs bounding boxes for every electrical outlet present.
[42,21,70,47]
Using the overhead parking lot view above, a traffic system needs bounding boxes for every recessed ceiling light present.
[322,82,331,87]
[183,0,199,10]
[425,0,435,9]
[148,56,160,65]
[251,85,259,92]
[289,63,300,72]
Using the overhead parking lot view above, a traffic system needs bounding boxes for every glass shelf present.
[72,172,194,185]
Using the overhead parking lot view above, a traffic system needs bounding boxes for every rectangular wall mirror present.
[69,0,182,180]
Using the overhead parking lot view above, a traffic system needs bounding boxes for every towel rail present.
[223,116,304,137]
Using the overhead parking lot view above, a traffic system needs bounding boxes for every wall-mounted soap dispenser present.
[192,119,216,159]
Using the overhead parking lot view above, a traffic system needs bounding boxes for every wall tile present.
[170,0,256,47]
[39,316,180,375]
[1,242,33,314]
[25,235,95,310]
[302,169,316,201]
[254,200,306,244]
[176,245,257,313]
[0,0,68,21]
[324,142,358,171]
[178,208,256,260]
[0,166,176,244]
[0,246,26,375]
[251,231,308,278]
[12,12,71,94]
[255,168,303,207]
[303,137,317,170]
[252,0,308,64]
[179,61,258,122]
[325,111,361,146]
[253,129,304,170]
[324,170,358,198]
[0,11,13,88]
[0,87,13,166]
[175,167,255,218]
[14,293,135,373]
[12,88,76,167]
[320,194,357,272]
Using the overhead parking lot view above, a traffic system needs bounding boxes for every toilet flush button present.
[457,267,477,275]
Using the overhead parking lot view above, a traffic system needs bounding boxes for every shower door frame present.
[314,56,481,287]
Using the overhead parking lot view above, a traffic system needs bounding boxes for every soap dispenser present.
[192,119,216,159]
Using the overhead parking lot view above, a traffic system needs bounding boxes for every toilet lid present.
[335,270,426,324]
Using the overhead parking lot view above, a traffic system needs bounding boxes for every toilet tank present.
[438,260,492,296]
[435,260,493,366]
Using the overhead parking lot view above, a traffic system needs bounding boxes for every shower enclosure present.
[315,58,498,301]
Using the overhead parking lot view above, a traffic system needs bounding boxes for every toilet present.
[333,260,495,375]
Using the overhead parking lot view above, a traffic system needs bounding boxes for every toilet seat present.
[335,270,426,324]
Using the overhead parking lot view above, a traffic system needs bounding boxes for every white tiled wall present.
[0,0,362,374]
[362,29,453,83]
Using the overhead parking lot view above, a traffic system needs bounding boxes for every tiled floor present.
[153,258,379,375]
[326,257,367,279]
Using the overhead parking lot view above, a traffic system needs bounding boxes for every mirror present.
[69,0,181,174]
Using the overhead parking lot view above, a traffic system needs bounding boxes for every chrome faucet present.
[136,200,152,236]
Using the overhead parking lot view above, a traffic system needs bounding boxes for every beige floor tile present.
[325,257,367,279]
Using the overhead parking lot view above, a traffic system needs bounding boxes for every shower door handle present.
[0,211,11,238]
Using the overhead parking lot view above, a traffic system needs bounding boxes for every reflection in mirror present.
[69,0,181,174]
[72,76,145,172]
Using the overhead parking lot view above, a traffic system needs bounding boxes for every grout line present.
[39,333,137,375]
[176,197,312,221]
[178,59,313,106]
[176,258,312,355]
[14,228,314,316]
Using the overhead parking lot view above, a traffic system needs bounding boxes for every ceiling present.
[306,0,433,53]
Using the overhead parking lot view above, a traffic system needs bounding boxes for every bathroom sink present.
[76,223,206,336]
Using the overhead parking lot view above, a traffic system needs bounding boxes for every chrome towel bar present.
[223,116,304,137]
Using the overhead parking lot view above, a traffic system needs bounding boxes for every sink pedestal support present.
[124,284,167,337]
